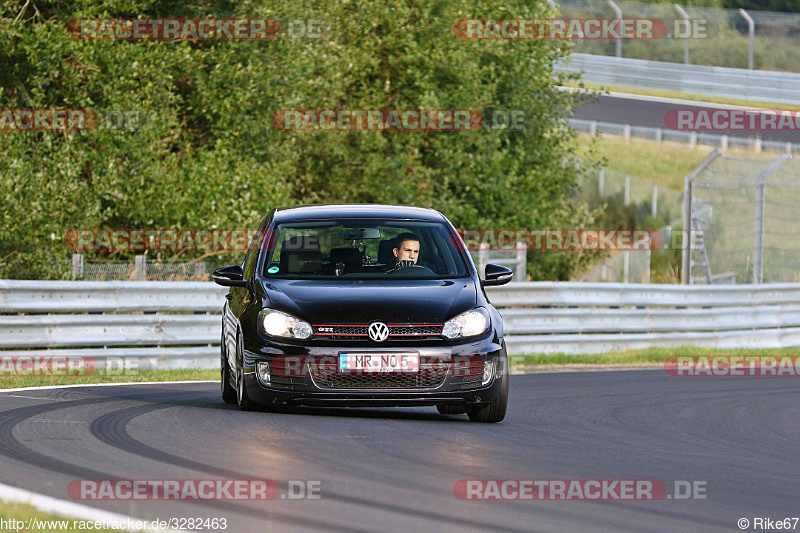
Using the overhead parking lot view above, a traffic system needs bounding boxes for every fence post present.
[624,174,631,206]
[607,0,622,58]
[478,243,488,280]
[753,155,792,284]
[673,4,690,65]
[134,255,146,281]
[515,241,527,282]
[623,250,630,283]
[682,149,722,284]
[651,184,658,218]
[599,167,605,196]
[72,253,84,280]
[739,9,754,70]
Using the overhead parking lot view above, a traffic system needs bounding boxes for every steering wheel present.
[386,264,435,275]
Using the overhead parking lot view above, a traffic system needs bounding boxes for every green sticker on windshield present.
[268,266,279,274]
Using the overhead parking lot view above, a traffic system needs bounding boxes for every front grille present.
[310,363,447,389]
[460,375,484,389]
[313,324,443,340]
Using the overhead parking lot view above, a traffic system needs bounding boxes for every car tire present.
[436,404,466,415]
[235,332,257,412]
[466,357,508,423]
[221,329,237,404]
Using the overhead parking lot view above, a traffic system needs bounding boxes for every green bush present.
[0,0,606,281]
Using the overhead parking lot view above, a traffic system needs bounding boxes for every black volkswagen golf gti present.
[213,205,512,422]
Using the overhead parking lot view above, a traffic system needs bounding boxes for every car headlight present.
[258,309,313,339]
[442,308,489,339]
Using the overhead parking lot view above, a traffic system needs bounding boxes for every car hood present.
[260,278,477,324]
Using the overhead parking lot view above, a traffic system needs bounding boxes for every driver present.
[387,233,420,272]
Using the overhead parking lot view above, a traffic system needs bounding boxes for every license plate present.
[339,353,419,373]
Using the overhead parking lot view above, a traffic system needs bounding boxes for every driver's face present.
[393,239,419,263]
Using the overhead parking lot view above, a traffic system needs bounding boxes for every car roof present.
[272,204,446,222]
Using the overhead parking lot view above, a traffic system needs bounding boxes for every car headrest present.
[279,236,321,274]
[378,240,396,267]
[330,247,362,272]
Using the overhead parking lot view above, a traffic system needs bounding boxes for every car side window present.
[243,217,271,280]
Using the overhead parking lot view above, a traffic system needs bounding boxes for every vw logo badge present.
[368,322,389,342]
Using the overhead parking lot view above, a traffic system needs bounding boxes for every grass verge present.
[0,369,217,390]
[574,134,776,191]
[4,349,800,388]
[509,346,800,372]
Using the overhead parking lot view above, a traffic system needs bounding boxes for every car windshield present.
[261,218,470,280]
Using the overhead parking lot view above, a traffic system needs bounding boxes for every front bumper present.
[240,335,506,407]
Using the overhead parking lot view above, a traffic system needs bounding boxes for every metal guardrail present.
[3,281,800,364]
[493,282,800,354]
[559,53,800,105]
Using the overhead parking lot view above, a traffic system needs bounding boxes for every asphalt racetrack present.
[1,371,797,532]
[572,93,800,145]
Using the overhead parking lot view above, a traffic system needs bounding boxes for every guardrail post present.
[515,242,527,282]
[623,123,631,142]
[739,9,754,70]
[674,4,690,65]
[721,135,728,150]
[786,142,792,155]
[688,132,697,149]
[754,136,762,153]
[134,255,146,281]
[72,253,84,280]
[607,0,622,58]
[589,120,597,136]
[655,128,662,144]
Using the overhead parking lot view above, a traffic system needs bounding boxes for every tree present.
[1,0,598,280]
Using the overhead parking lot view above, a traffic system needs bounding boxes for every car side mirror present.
[482,264,513,286]
[212,265,248,287]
